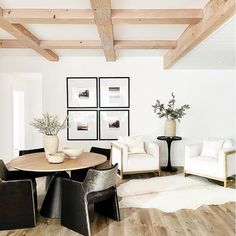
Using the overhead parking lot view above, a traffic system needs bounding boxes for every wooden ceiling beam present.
[40,40,102,49]
[2,9,203,24]
[90,0,116,61]
[115,40,177,49]
[0,8,59,61]
[0,39,26,48]
[112,9,203,24]
[3,9,94,24]
[0,39,177,49]
[164,0,235,69]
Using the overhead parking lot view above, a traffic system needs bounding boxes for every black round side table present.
[157,136,182,172]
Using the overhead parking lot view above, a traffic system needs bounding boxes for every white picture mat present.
[68,78,97,107]
[100,78,129,107]
[68,111,97,140]
[100,110,129,140]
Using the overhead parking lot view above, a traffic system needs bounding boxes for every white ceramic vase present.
[164,120,176,137]
[43,135,59,158]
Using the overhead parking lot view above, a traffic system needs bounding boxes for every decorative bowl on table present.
[48,152,65,164]
[63,147,83,159]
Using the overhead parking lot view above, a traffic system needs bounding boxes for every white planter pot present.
[43,135,59,158]
[164,120,176,137]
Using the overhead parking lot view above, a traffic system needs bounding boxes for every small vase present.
[164,120,176,137]
[43,135,59,158]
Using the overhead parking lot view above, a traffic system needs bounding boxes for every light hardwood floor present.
[0,168,235,236]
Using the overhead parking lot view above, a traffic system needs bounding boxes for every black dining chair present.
[71,146,111,181]
[0,160,36,230]
[90,146,111,169]
[19,148,55,191]
[61,164,120,236]
[8,148,48,180]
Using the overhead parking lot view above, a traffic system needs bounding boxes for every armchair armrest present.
[144,142,159,157]
[62,178,85,197]
[61,178,87,232]
[184,143,202,171]
[218,148,236,178]
[0,179,36,229]
[185,143,202,160]
[111,142,128,173]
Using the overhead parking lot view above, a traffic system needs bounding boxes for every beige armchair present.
[111,139,160,179]
[184,138,236,187]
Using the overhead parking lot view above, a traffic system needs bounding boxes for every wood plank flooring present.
[0,168,235,236]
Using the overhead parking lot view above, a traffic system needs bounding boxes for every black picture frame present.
[66,77,98,108]
[99,110,130,140]
[99,77,130,108]
[67,110,98,141]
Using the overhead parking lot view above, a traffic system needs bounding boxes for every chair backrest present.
[0,160,8,181]
[19,148,44,156]
[83,164,118,193]
[90,147,111,160]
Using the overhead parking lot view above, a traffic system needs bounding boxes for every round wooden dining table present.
[10,152,107,219]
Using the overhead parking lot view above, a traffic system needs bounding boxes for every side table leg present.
[161,140,177,172]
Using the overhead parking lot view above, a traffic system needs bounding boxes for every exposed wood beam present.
[2,9,203,24]
[0,8,59,61]
[112,9,203,24]
[164,0,235,69]
[3,9,94,24]
[40,40,102,49]
[0,39,26,48]
[0,39,177,49]
[115,40,177,49]
[90,0,116,61]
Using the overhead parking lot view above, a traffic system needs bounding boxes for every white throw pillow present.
[118,135,146,154]
[201,138,224,158]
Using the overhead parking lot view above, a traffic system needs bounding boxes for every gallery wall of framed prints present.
[66,77,130,141]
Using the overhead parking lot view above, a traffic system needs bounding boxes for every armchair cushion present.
[201,138,224,158]
[118,135,145,154]
[127,153,158,172]
[185,156,219,177]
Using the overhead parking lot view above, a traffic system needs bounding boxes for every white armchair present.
[111,138,160,178]
[184,138,236,187]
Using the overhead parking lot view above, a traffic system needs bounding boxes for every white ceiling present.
[0,0,235,69]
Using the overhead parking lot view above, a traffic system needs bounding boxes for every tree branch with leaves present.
[152,93,190,122]
[31,113,68,135]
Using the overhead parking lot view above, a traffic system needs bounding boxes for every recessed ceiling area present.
[0,0,235,69]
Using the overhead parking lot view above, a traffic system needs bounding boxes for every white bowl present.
[63,147,83,159]
[48,152,65,164]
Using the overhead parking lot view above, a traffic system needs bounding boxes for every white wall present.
[0,73,42,162]
[0,56,235,165]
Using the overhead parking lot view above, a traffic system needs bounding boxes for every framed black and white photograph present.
[99,77,130,108]
[67,77,98,108]
[67,110,98,140]
[99,110,130,140]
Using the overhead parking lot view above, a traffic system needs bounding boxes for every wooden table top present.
[10,152,107,172]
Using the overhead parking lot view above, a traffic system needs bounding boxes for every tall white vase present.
[43,135,59,158]
[164,120,176,137]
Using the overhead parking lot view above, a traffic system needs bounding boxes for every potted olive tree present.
[31,113,67,158]
[152,93,190,137]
